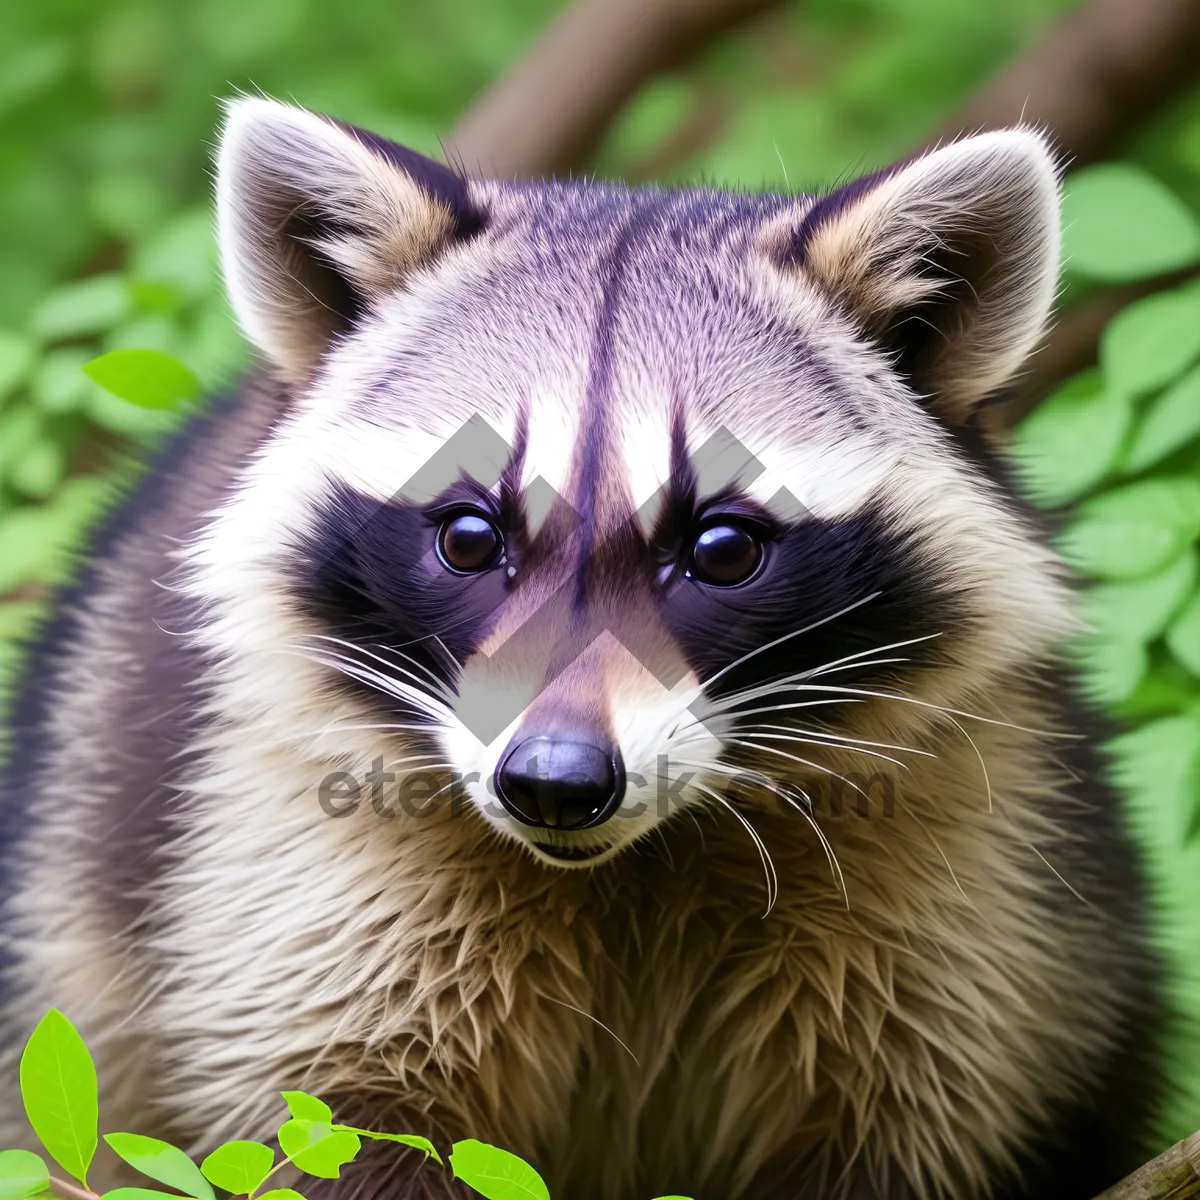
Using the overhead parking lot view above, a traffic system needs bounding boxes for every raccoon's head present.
[194,98,1070,870]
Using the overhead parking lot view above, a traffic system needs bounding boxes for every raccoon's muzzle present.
[494,734,626,830]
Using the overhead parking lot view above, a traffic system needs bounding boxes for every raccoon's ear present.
[789,129,1060,422]
[215,97,482,383]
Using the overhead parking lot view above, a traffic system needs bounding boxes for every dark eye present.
[691,523,762,586]
[437,512,502,573]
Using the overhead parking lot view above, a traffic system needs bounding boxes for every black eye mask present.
[659,508,967,716]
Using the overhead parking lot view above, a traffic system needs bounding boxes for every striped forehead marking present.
[569,196,684,612]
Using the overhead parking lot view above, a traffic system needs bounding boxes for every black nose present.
[494,737,624,830]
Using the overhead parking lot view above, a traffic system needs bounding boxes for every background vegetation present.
[2,0,1200,1161]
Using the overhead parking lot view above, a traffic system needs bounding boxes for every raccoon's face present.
[196,100,1071,869]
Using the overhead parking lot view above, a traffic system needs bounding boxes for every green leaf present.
[649,1196,696,1199]
[254,1192,307,1200]
[1167,590,1200,677]
[0,403,43,476]
[104,315,183,359]
[277,1121,359,1180]
[277,1120,329,1158]
[182,302,247,390]
[130,210,218,299]
[199,1141,275,1195]
[0,1149,50,1200]
[1082,550,1197,642]
[334,1128,441,1165]
[10,439,66,501]
[83,349,199,411]
[0,330,37,403]
[1059,477,1200,580]
[1123,365,1200,474]
[1011,370,1130,505]
[449,1140,550,1200]
[1117,661,1199,721]
[0,251,52,329]
[18,1009,98,1187]
[0,39,70,119]
[1111,714,1200,852]
[0,509,71,592]
[1100,288,1200,400]
[280,1092,332,1124]
[29,274,131,342]
[31,348,97,414]
[104,1134,215,1200]
[127,281,185,315]
[85,386,182,438]
[87,174,169,242]
[1072,634,1147,706]
[0,474,112,592]
[1062,165,1200,282]
[1180,113,1200,176]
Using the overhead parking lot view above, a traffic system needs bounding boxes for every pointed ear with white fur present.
[216,97,482,383]
[790,130,1061,422]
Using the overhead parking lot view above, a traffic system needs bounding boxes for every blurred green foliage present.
[3,0,1200,1150]
[1011,162,1200,1137]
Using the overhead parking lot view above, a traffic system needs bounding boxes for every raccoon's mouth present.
[533,842,610,862]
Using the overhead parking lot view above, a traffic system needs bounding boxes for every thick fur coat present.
[0,101,1165,1199]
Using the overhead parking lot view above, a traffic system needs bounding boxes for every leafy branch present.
[0,1010,690,1200]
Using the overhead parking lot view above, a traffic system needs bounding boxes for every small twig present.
[48,1177,99,1200]
[1091,1130,1200,1199]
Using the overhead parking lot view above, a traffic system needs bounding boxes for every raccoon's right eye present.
[690,522,763,587]
[437,512,503,574]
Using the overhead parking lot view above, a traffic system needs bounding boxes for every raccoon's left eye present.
[437,512,503,574]
[690,523,763,586]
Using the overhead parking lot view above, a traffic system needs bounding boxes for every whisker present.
[701,630,942,716]
[305,721,436,739]
[672,697,863,742]
[542,995,639,1065]
[670,760,850,910]
[299,633,456,703]
[422,776,464,807]
[697,592,883,696]
[379,757,455,772]
[286,646,455,723]
[777,785,850,910]
[363,642,458,702]
[893,795,970,903]
[1026,843,1093,907]
[699,660,913,713]
[688,779,778,915]
[737,731,909,770]
[735,723,935,759]
[803,632,944,678]
[721,739,876,804]
[730,682,1074,738]
[940,712,993,813]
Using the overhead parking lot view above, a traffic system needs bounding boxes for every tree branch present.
[1091,1129,1200,1199]
[445,0,782,179]
[930,0,1200,167]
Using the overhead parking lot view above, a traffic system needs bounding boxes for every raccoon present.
[0,98,1167,1200]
